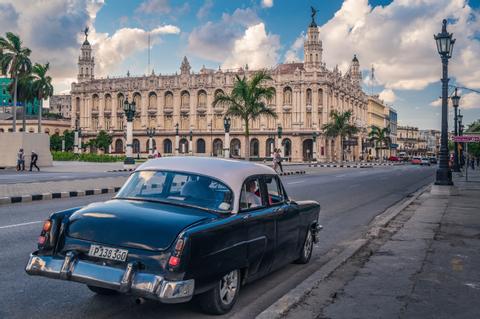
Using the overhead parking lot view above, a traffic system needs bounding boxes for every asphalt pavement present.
[0,165,436,319]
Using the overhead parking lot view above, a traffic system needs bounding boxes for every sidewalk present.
[316,170,480,318]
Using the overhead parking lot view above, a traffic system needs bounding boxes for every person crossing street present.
[29,151,40,171]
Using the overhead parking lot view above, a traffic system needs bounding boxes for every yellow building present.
[0,113,71,135]
[366,95,388,158]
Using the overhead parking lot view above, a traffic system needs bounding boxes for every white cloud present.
[187,8,262,63]
[459,92,480,110]
[284,33,305,63]
[318,0,480,91]
[261,0,273,8]
[136,0,171,15]
[430,98,442,107]
[379,88,396,104]
[222,23,280,69]
[92,25,180,75]
[197,0,213,20]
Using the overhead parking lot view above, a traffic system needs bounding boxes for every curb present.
[278,170,306,176]
[0,187,122,206]
[255,182,432,319]
[308,163,405,169]
[108,168,135,172]
[256,239,368,319]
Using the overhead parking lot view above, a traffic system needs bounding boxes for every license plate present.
[88,244,128,262]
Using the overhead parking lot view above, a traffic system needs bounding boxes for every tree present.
[0,32,32,132]
[212,71,276,159]
[95,130,113,153]
[31,62,54,133]
[50,133,62,151]
[322,110,358,163]
[10,74,35,132]
[63,130,74,151]
[368,125,391,161]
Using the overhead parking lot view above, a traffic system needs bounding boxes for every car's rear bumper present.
[25,251,194,303]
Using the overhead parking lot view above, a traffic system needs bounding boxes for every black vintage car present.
[26,157,321,314]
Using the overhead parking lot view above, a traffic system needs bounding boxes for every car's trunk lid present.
[67,199,214,251]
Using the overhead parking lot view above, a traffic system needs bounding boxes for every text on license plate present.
[88,244,128,262]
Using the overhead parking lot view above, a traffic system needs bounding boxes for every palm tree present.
[11,74,35,132]
[212,71,276,160]
[31,62,54,133]
[322,110,358,163]
[0,32,32,132]
[368,125,391,161]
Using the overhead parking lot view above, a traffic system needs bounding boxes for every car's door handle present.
[242,214,251,220]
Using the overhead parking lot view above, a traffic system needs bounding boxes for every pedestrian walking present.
[16,148,25,171]
[275,149,284,173]
[29,150,40,171]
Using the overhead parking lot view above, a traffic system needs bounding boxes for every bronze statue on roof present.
[310,6,318,27]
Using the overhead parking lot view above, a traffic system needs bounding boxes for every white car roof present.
[136,157,277,213]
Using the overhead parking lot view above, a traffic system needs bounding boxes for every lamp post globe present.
[123,96,136,165]
[451,88,461,172]
[434,19,455,185]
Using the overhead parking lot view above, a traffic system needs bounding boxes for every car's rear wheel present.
[87,285,118,295]
[295,228,313,264]
[198,269,241,315]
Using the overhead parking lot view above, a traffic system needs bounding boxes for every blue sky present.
[2,0,479,130]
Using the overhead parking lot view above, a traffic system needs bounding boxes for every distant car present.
[411,157,422,165]
[25,157,321,315]
[421,158,431,166]
[388,156,399,161]
[429,157,437,164]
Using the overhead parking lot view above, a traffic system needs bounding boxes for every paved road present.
[0,165,435,319]
[0,171,130,184]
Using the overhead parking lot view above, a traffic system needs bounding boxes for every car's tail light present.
[169,238,186,269]
[168,256,180,267]
[42,220,52,232]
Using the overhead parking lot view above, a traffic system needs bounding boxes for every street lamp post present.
[312,131,318,162]
[458,111,464,167]
[277,124,283,154]
[74,118,80,154]
[123,95,136,165]
[434,19,456,185]
[175,123,179,155]
[146,127,156,157]
[189,129,193,156]
[451,88,461,172]
[223,117,231,158]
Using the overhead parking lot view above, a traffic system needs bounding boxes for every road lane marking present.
[0,221,42,230]
[287,181,304,185]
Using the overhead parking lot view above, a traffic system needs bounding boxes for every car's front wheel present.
[295,228,313,264]
[87,285,118,295]
[198,269,241,315]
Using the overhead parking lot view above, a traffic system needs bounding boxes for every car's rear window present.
[116,170,233,212]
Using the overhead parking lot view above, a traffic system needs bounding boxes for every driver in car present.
[245,180,262,208]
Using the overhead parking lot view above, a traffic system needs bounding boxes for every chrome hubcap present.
[219,270,238,306]
[303,230,313,258]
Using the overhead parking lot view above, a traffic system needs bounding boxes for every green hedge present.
[52,151,125,162]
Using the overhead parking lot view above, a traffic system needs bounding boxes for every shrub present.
[52,151,125,162]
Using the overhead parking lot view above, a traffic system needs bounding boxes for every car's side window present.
[265,176,285,205]
[240,177,265,211]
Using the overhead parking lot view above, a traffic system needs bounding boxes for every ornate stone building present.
[71,14,368,162]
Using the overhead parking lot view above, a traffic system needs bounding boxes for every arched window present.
[115,139,123,153]
[181,90,190,107]
[230,138,241,157]
[282,138,292,157]
[133,139,140,154]
[267,87,276,106]
[92,94,99,111]
[250,138,259,157]
[283,87,292,105]
[133,93,142,108]
[117,93,124,112]
[163,139,172,154]
[197,90,207,108]
[265,138,275,157]
[318,89,324,106]
[146,139,156,152]
[179,138,189,154]
[196,138,206,153]
[164,91,173,109]
[148,92,157,109]
[214,89,224,97]
[105,94,112,112]
[213,138,223,157]
[306,88,312,106]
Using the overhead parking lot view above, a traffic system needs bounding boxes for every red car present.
[388,156,399,161]
[411,157,422,165]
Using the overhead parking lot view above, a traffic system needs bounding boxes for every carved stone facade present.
[71,17,368,162]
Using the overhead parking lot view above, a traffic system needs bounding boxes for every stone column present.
[126,121,133,160]
[74,131,79,154]
[148,136,153,156]
[141,92,148,128]
[175,135,179,155]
